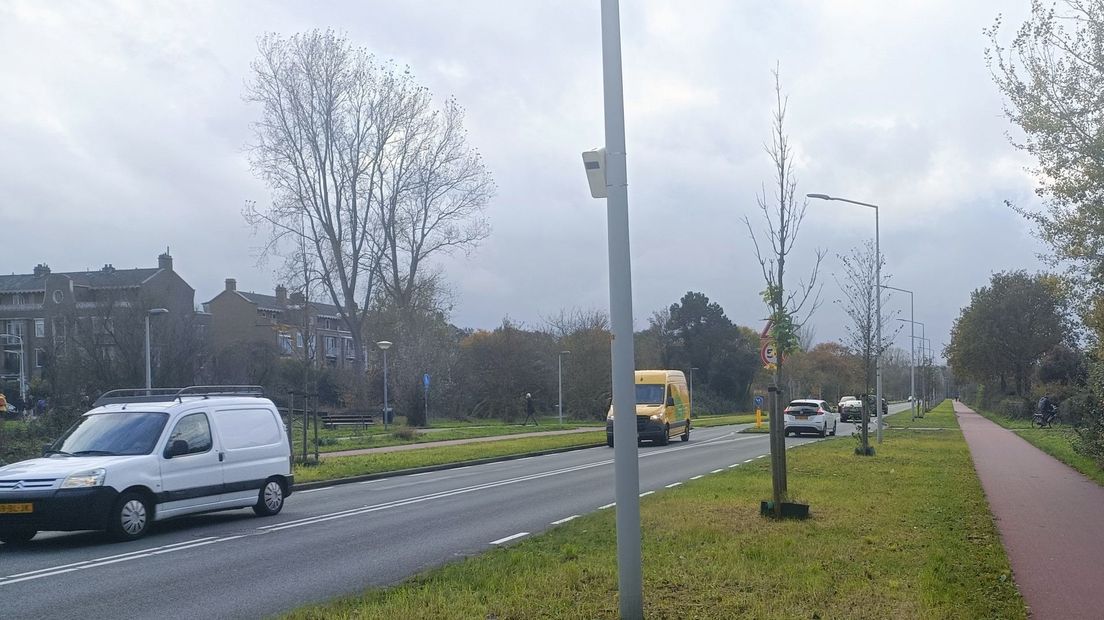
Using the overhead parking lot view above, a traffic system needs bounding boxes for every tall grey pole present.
[883,285,915,419]
[874,207,882,443]
[144,314,152,392]
[382,348,389,430]
[558,353,564,425]
[601,1,642,617]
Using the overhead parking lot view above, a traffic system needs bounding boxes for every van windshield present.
[635,384,666,405]
[51,412,169,456]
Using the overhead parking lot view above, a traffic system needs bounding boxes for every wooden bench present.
[320,412,375,429]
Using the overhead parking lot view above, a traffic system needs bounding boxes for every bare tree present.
[743,68,825,515]
[244,30,493,371]
[835,240,901,453]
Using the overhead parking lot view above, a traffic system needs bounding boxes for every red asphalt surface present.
[956,401,1104,619]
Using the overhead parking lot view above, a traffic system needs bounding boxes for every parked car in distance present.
[837,397,863,422]
[783,399,839,438]
[0,386,293,545]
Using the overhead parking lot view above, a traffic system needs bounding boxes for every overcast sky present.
[1,0,1050,361]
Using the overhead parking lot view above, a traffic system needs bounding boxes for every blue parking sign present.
[423,373,430,388]
[754,395,764,407]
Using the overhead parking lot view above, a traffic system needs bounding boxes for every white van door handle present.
[219,451,225,462]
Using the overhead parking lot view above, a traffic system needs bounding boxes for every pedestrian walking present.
[523,393,538,426]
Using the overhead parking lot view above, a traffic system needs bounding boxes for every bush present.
[997,397,1032,420]
[391,427,418,441]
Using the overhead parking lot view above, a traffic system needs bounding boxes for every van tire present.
[658,424,670,446]
[0,529,37,545]
[606,436,614,448]
[681,423,690,442]
[108,491,152,541]
[253,478,285,516]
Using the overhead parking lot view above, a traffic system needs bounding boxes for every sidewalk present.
[321,426,601,458]
[955,401,1104,619]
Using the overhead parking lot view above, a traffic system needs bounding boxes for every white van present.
[0,386,293,544]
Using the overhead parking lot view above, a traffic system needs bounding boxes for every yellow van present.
[606,370,691,446]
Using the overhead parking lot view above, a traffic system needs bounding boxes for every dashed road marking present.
[599,502,616,509]
[665,482,682,488]
[490,532,529,545]
[552,515,580,525]
[690,475,703,480]
[639,491,654,497]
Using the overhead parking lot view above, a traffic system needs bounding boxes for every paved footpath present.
[956,401,1104,619]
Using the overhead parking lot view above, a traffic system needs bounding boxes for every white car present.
[0,386,293,544]
[784,399,839,437]
[837,397,864,422]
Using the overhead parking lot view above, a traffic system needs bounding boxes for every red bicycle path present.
[955,401,1104,619]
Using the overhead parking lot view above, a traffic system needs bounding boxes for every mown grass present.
[972,408,1104,486]
[289,418,598,454]
[692,412,756,427]
[293,431,605,483]
[284,400,1024,619]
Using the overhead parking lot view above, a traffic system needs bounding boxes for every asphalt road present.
[1,404,909,619]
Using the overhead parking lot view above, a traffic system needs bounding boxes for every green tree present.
[946,271,1070,397]
[986,1,1104,289]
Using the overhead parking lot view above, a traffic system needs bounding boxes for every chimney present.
[275,285,288,306]
[158,250,173,272]
[225,278,237,292]
[290,291,305,305]
[33,263,51,277]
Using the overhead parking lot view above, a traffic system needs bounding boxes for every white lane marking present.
[728,464,739,468]
[690,475,703,480]
[551,515,580,525]
[490,532,528,545]
[300,487,331,493]
[639,491,654,497]
[743,459,754,463]
[711,469,724,474]
[1,538,218,581]
[756,454,767,459]
[0,537,232,586]
[599,502,616,509]
[665,482,682,488]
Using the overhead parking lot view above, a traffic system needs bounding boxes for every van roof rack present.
[93,385,265,407]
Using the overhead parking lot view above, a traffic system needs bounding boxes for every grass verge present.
[290,419,598,454]
[293,431,605,483]
[693,413,756,427]
[284,400,1024,619]
[972,408,1104,486]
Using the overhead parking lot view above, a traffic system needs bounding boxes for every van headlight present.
[606,412,614,421]
[61,468,106,488]
[649,414,662,421]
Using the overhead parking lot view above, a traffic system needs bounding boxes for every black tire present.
[0,529,37,545]
[253,477,286,516]
[819,425,827,438]
[681,422,690,442]
[831,422,838,436]
[108,491,152,541]
[606,436,614,448]
[658,424,670,446]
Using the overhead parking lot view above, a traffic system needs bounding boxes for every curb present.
[292,441,606,492]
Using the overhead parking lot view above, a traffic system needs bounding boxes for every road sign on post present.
[760,342,778,366]
[423,374,430,426]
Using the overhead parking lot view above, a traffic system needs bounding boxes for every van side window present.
[167,413,213,455]
[215,408,282,449]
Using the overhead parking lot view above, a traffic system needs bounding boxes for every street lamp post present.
[689,367,699,419]
[377,341,392,430]
[145,308,169,393]
[882,285,915,419]
[558,351,571,425]
[809,193,882,443]
[898,318,925,415]
[0,333,26,406]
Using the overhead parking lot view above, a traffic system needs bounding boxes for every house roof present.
[236,291,344,318]
[0,268,162,293]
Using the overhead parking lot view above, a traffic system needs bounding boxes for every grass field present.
[972,407,1104,486]
[284,400,1025,619]
[292,431,606,483]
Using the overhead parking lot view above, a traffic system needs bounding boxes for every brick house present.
[0,252,197,400]
[203,279,361,370]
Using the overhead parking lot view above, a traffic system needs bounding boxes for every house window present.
[35,319,45,338]
[35,348,45,368]
[344,337,355,359]
[278,334,293,355]
[324,336,338,357]
[296,332,303,348]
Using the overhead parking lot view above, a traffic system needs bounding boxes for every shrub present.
[997,397,1032,420]
[391,427,418,441]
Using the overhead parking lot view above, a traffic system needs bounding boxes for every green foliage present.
[986,1,1104,289]
[947,271,1070,396]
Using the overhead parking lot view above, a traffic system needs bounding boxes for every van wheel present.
[658,424,670,446]
[109,491,152,541]
[0,529,37,545]
[253,478,285,516]
[606,436,614,448]
[681,423,690,442]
